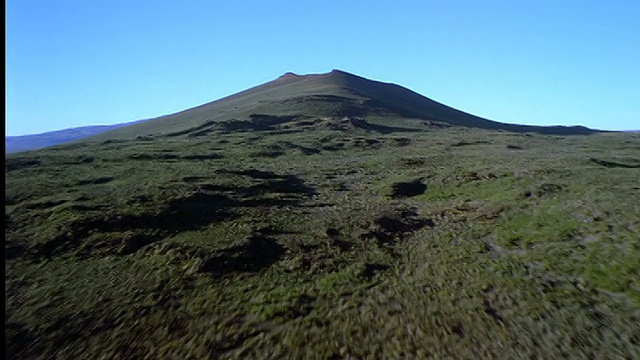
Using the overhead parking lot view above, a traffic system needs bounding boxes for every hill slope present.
[89,70,593,141]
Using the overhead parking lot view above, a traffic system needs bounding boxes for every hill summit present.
[91,70,593,141]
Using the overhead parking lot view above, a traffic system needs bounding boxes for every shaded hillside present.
[6,121,147,153]
[88,70,595,141]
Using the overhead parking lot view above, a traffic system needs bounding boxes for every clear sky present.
[6,0,640,135]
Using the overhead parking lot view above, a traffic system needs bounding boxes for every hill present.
[6,70,595,154]
[89,70,594,141]
[5,71,638,359]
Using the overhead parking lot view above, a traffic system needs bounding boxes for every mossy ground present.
[5,120,640,358]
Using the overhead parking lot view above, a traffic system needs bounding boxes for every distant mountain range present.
[6,70,596,153]
[5,121,146,153]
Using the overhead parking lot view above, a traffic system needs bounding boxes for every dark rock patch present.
[188,129,215,137]
[483,299,505,325]
[326,228,340,237]
[31,192,238,259]
[220,114,299,132]
[393,137,412,146]
[6,243,28,260]
[422,120,451,129]
[348,118,417,134]
[400,157,427,167]
[590,157,640,169]
[61,155,95,165]
[164,120,217,137]
[534,183,565,197]
[223,169,316,196]
[390,179,427,198]
[182,176,209,182]
[24,199,68,209]
[352,138,381,148]
[78,176,114,185]
[70,204,110,211]
[198,234,285,277]
[451,323,465,338]
[325,228,352,251]
[321,142,346,151]
[5,157,42,172]
[451,140,491,147]
[252,144,286,158]
[5,322,40,359]
[361,263,391,280]
[359,211,435,247]
[181,153,223,160]
[276,141,320,155]
[129,153,179,160]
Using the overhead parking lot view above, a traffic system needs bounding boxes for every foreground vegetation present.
[5,117,640,358]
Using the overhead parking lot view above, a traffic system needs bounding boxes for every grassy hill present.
[5,71,639,359]
[88,70,594,141]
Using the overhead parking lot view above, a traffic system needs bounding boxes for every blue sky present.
[6,0,640,135]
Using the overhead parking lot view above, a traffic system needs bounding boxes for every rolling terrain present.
[5,71,639,359]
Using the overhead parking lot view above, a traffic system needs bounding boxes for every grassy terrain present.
[5,115,639,359]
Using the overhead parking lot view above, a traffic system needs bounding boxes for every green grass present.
[5,122,640,359]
